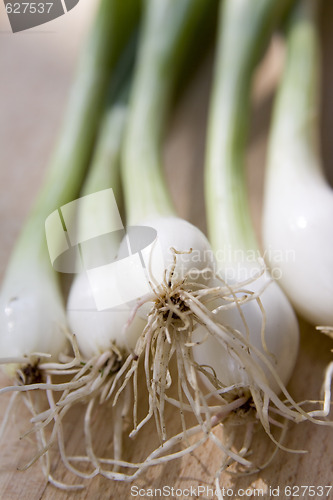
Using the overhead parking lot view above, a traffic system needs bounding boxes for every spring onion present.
[48,91,134,485]
[202,0,299,387]
[116,0,222,446]
[14,84,137,489]
[17,0,219,486]
[195,0,330,475]
[60,0,222,480]
[263,0,333,326]
[0,0,140,487]
[0,0,140,376]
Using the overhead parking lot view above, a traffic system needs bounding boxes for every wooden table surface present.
[1,2,333,499]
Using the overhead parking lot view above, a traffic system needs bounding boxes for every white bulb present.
[0,269,68,376]
[263,170,333,326]
[67,216,215,359]
[67,272,145,359]
[192,272,299,394]
[136,215,215,285]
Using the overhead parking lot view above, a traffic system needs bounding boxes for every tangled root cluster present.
[1,252,332,489]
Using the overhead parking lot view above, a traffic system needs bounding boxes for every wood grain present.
[1,2,333,499]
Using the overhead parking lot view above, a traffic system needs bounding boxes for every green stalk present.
[122,0,216,225]
[80,35,136,202]
[262,0,333,326]
[205,0,295,268]
[10,0,140,267]
[0,0,140,369]
[76,76,133,269]
[82,102,127,199]
[74,96,129,271]
[72,32,137,271]
[267,0,321,180]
